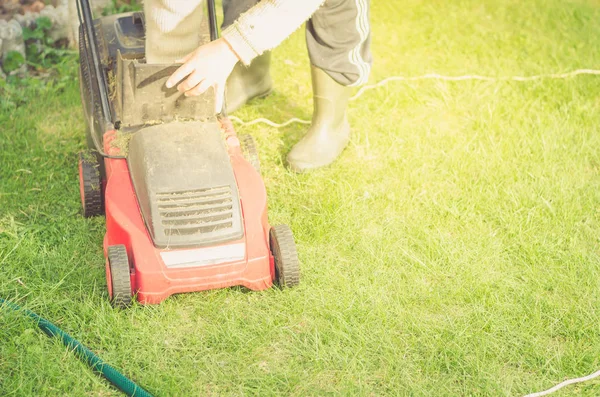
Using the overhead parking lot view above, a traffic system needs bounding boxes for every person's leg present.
[222,0,272,113]
[287,0,372,172]
[144,0,205,64]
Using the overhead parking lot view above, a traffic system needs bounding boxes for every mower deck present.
[102,124,275,305]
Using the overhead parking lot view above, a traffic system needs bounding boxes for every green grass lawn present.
[3,0,600,395]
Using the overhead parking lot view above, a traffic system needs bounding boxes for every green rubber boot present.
[225,52,272,114]
[286,66,352,173]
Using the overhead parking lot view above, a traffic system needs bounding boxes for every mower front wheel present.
[270,225,300,288]
[107,245,133,308]
[78,151,103,217]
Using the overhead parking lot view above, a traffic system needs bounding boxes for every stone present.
[0,19,26,76]
[40,4,70,42]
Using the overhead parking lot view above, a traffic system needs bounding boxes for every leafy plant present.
[21,16,75,71]
[102,0,141,16]
[1,51,25,74]
[21,16,52,41]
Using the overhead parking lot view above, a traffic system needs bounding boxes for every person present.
[144,0,372,172]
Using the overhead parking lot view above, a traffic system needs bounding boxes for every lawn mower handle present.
[206,0,229,116]
[76,0,113,131]
[207,0,219,42]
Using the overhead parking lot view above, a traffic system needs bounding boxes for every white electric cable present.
[523,369,600,397]
[230,68,600,128]
[228,116,311,128]
[349,69,600,100]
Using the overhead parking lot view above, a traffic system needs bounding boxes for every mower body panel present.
[102,128,275,305]
[127,121,244,248]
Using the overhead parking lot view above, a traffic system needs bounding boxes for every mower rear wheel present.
[240,134,261,174]
[107,245,133,308]
[270,225,300,288]
[78,151,103,217]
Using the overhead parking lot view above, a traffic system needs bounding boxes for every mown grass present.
[2,0,600,395]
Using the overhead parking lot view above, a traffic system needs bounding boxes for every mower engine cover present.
[127,121,244,248]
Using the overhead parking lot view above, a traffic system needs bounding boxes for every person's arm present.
[221,0,326,66]
[166,0,326,108]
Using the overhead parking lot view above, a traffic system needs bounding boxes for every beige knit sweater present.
[222,0,326,65]
[145,0,325,65]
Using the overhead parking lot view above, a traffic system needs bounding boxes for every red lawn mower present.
[76,0,299,308]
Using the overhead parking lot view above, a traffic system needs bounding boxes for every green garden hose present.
[0,298,153,397]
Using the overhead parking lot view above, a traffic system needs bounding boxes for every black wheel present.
[78,151,104,218]
[240,134,261,174]
[107,245,133,308]
[270,225,300,287]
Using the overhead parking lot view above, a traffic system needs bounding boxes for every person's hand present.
[166,38,240,113]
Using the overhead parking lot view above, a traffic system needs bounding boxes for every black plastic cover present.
[115,52,216,127]
[97,12,145,66]
[127,121,244,248]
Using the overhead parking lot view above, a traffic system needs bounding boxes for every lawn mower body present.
[101,122,275,305]
[76,2,298,307]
